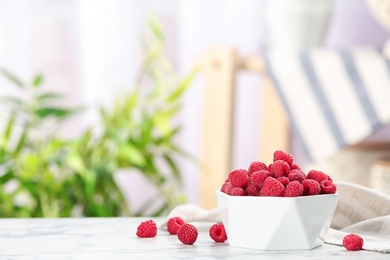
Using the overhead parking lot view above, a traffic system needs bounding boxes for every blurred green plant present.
[0,16,197,217]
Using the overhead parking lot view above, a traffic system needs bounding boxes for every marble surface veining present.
[0,217,388,260]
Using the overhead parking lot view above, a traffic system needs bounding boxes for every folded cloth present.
[162,181,390,253]
[326,181,390,253]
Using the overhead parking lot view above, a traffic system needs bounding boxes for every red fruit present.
[136,220,157,238]
[230,187,245,196]
[259,177,285,197]
[245,183,259,196]
[221,180,233,194]
[248,161,268,175]
[270,160,290,178]
[307,169,327,183]
[228,169,249,188]
[273,150,294,166]
[209,223,228,242]
[177,223,198,245]
[320,179,337,194]
[287,169,306,183]
[284,181,304,197]
[290,164,301,170]
[250,170,271,188]
[302,179,321,196]
[343,234,364,251]
[276,176,290,186]
[167,217,185,235]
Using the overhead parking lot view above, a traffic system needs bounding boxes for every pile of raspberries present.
[136,150,365,251]
[221,150,337,197]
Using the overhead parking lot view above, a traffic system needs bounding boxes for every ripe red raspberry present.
[221,180,233,194]
[270,160,290,178]
[245,183,259,196]
[249,170,271,188]
[177,223,198,245]
[228,169,249,188]
[307,169,327,183]
[136,219,157,238]
[302,179,321,196]
[209,223,228,242]
[273,150,294,166]
[343,234,364,251]
[290,163,301,170]
[284,181,304,197]
[230,187,245,196]
[276,176,290,186]
[248,161,267,175]
[320,179,337,194]
[287,169,306,182]
[167,217,185,235]
[259,177,285,197]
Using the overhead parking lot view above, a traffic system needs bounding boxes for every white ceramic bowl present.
[216,190,338,250]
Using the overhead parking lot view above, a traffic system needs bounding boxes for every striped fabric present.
[263,48,390,162]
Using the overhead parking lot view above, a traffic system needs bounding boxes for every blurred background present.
[1,0,390,217]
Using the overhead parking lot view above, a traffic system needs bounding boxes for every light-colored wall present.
[0,0,389,207]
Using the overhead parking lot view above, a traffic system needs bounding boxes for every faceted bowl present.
[216,190,338,250]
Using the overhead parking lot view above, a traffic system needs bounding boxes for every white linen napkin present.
[161,181,390,253]
[326,181,390,253]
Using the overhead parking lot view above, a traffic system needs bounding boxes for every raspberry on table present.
[273,150,294,166]
[320,179,337,194]
[343,233,364,251]
[307,169,327,183]
[228,169,249,188]
[209,223,228,242]
[136,219,157,238]
[259,177,285,197]
[177,223,198,245]
[302,179,321,196]
[248,161,268,175]
[249,170,271,188]
[284,181,304,197]
[167,217,185,235]
[270,160,290,178]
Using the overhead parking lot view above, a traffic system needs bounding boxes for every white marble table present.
[0,217,388,260]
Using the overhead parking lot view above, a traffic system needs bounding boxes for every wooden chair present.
[197,46,289,209]
[197,47,390,209]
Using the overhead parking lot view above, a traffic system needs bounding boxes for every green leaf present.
[163,154,181,182]
[4,116,15,143]
[13,128,27,155]
[166,67,198,103]
[0,96,24,109]
[148,14,164,42]
[32,74,43,88]
[0,67,24,88]
[34,107,81,119]
[0,170,14,184]
[118,144,146,167]
[36,92,63,101]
